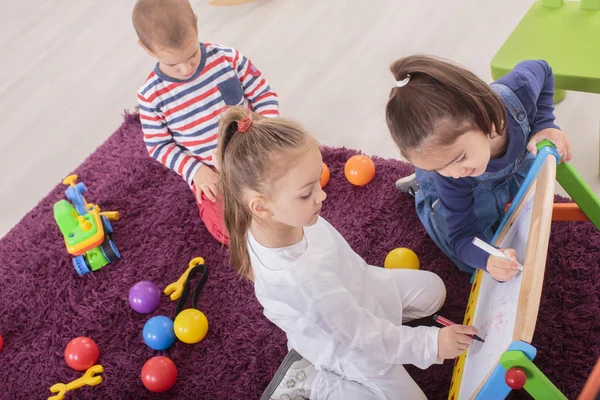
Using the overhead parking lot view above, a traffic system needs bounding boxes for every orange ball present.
[344,155,375,186]
[320,163,330,188]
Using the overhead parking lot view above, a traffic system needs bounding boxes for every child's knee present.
[424,271,446,313]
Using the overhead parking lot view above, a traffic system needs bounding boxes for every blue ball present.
[143,316,176,351]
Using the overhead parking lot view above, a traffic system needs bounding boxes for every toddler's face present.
[152,37,202,80]
[409,130,492,179]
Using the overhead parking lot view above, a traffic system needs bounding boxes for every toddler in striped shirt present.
[133,0,279,245]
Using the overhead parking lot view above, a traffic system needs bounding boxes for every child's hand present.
[212,150,220,172]
[527,128,572,162]
[437,325,479,359]
[192,165,220,203]
[486,248,520,282]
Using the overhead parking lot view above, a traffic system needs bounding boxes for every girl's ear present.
[248,195,272,219]
[491,122,499,137]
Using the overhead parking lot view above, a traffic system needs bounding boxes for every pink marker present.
[433,314,485,342]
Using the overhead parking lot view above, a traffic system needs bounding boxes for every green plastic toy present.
[537,140,600,230]
[556,162,600,230]
[500,350,567,400]
[53,175,121,276]
[490,0,600,173]
[491,1,600,97]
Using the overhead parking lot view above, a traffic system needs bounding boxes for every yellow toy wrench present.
[164,257,205,301]
[48,364,104,400]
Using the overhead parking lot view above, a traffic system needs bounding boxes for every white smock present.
[249,217,447,399]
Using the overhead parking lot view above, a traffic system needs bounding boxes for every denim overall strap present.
[490,83,530,137]
[475,83,532,186]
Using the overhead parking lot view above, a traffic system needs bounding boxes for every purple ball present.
[128,281,161,314]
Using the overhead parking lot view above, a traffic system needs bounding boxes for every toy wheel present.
[73,255,91,276]
[101,215,113,235]
[101,239,120,263]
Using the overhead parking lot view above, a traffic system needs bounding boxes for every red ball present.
[505,367,527,390]
[0,334,3,352]
[64,337,99,371]
[141,356,177,393]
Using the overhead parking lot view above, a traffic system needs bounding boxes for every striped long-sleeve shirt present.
[137,43,279,185]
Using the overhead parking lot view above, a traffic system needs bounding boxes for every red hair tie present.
[237,115,253,133]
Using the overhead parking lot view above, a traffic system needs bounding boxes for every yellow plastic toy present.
[167,257,210,345]
[48,364,104,400]
[164,257,205,301]
[384,248,420,270]
[174,309,209,344]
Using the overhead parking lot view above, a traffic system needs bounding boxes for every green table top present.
[491,1,600,93]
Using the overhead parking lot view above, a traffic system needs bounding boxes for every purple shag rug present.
[0,113,598,400]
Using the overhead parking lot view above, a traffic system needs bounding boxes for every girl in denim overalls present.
[384,55,572,282]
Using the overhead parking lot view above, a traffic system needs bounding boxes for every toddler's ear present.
[138,40,155,58]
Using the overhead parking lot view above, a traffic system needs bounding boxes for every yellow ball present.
[384,248,420,270]
[174,309,209,344]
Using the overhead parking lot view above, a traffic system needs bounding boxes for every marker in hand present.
[472,237,524,271]
[433,314,485,342]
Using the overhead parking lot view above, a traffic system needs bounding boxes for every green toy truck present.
[53,175,121,276]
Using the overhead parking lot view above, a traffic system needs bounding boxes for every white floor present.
[1,0,599,238]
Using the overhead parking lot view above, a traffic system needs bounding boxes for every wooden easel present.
[450,142,580,399]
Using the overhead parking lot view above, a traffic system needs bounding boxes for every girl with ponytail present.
[217,106,475,400]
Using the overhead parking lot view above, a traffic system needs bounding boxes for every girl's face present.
[408,130,491,179]
[262,141,327,227]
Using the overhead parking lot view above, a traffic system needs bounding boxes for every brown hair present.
[385,55,506,159]
[132,0,197,51]
[217,107,310,279]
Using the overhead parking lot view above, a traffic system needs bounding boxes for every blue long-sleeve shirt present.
[434,60,560,270]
